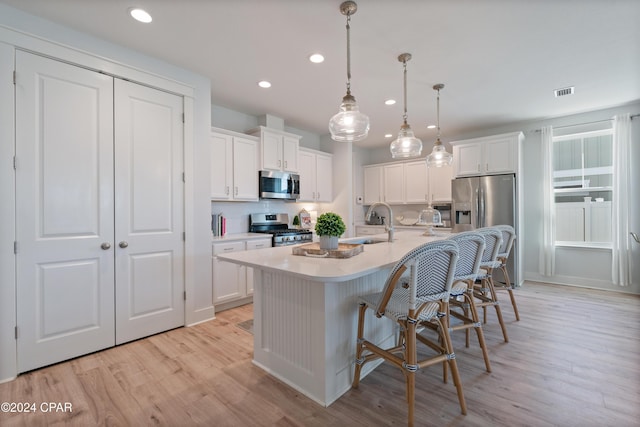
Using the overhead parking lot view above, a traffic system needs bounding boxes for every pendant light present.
[426,83,453,167]
[390,53,422,158]
[329,1,370,142]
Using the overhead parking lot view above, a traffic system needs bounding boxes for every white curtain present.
[611,114,632,286]
[539,126,555,276]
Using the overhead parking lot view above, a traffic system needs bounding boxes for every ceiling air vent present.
[554,86,575,97]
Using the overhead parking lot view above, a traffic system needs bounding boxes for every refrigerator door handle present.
[478,186,485,228]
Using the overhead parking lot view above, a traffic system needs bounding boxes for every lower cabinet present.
[212,237,271,311]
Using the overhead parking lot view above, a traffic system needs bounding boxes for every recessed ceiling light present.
[309,53,325,64]
[384,99,396,105]
[427,124,436,129]
[129,8,152,23]
[258,81,272,88]
[384,134,393,138]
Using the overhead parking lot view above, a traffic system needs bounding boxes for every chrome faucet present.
[366,202,394,242]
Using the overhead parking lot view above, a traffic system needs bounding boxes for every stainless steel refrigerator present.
[452,173,517,286]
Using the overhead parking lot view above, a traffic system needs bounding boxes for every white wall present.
[0,3,213,382]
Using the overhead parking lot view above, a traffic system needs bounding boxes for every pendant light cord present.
[436,87,441,140]
[345,13,351,94]
[402,59,408,124]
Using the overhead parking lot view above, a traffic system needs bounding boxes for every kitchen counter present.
[217,230,454,407]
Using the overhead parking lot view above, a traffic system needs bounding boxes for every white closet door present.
[114,79,185,344]
[15,51,115,372]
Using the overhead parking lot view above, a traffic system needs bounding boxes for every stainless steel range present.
[249,213,313,247]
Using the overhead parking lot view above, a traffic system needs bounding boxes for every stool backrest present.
[494,225,516,258]
[448,231,485,281]
[375,240,459,315]
[477,228,503,265]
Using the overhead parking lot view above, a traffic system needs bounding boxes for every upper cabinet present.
[249,126,300,173]
[450,132,524,177]
[210,128,259,201]
[363,165,383,204]
[363,160,452,205]
[298,148,333,202]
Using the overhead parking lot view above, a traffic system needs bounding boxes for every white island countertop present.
[217,230,453,282]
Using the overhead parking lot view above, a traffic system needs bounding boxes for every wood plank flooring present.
[1,281,639,426]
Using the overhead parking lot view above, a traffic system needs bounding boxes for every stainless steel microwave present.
[259,170,300,201]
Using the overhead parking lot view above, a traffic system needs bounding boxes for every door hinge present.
[182,172,185,182]
[14,241,18,254]
[183,291,186,301]
[13,70,16,85]
[13,156,17,170]
[15,326,18,339]
[182,113,185,123]
[183,231,186,241]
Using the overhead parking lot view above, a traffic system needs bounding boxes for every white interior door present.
[15,51,115,372]
[114,79,185,344]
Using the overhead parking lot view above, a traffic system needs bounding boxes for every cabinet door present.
[485,137,515,174]
[210,132,232,199]
[384,164,404,204]
[245,238,272,295]
[363,165,383,204]
[404,161,428,203]
[212,242,246,303]
[233,137,259,201]
[297,150,316,201]
[315,153,333,202]
[262,130,282,170]
[454,144,482,176]
[428,164,453,202]
[282,135,299,172]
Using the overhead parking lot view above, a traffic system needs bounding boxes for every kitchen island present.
[217,230,451,406]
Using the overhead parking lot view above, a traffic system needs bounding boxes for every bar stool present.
[493,225,520,321]
[352,240,466,426]
[446,231,491,373]
[473,228,509,342]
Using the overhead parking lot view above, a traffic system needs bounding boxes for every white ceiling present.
[2,0,639,148]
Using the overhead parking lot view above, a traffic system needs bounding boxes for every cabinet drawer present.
[212,241,245,255]
[246,239,272,250]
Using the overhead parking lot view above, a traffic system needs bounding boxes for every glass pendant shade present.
[426,139,453,167]
[390,53,422,158]
[390,123,422,158]
[329,1,369,142]
[426,83,453,167]
[329,94,370,142]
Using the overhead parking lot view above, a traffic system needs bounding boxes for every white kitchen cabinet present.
[364,161,453,206]
[298,148,333,202]
[249,126,300,173]
[212,241,246,304]
[450,132,523,177]
[383,163,405,204]
[213,237,272,310]
[210,128,259,201]
[363,165,383,204]
[245,238,272,295]
[404,161,428,203]
[428,164,453,202]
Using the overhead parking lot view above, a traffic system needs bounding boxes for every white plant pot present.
[319,235,339,250]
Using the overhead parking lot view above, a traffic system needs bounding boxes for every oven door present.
[259,170,300,200]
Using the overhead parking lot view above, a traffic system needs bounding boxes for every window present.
[553,128,613,244]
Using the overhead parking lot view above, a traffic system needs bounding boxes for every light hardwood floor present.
[1,281,639,426]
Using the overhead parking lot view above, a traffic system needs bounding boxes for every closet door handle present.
[101,242,111,250]
[631,232,640,244]
[119,241,129,248]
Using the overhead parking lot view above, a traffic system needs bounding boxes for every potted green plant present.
[315,212,346,250]
[292,215,300,228]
